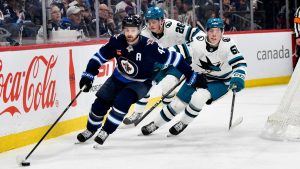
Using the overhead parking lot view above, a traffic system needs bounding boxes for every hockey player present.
[76,15,207,145]
[141,18,247,136]
[122,6,204,125]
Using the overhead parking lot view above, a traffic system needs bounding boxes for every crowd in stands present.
[0,0,298,46]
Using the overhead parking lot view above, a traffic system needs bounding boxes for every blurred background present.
[0,0,298,46]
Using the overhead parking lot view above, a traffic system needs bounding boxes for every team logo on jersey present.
[197,56,221,72]
[165,21,172,28]
[118,57,138,76]
[196,36,204,41]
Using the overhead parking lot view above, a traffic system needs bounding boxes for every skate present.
[94,128,109,145]
[141,121,159,135]
[123,112,143,125]
[77,129,95,143]
[169,121,188,136]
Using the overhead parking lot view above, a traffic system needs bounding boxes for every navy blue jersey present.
[84,34,193,83]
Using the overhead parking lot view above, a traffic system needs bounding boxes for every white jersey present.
[141,19,204,48]
[170,35,247,83]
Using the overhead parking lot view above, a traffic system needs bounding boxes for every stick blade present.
[229,116,243,130]
[16,156,30,167]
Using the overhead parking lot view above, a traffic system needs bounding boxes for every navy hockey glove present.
[186,72,207,89]
[229,71,245,92]
[79,72,94,92]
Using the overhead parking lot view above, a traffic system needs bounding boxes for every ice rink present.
[1,85,300,169]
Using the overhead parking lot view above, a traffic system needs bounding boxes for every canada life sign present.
[0,44,116,136]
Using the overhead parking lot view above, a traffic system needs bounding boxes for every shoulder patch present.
[222,37,231,42]
[196,36,205,41]
[165,21,172,28]
[113,34,121,39]
[142,25,147,31]
[147,39,155,45]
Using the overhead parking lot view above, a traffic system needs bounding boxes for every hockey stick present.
[17,87,85,166]
[228,88,243,130]
[134,77,186,126]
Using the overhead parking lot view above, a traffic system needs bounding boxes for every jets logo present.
[165,21,172,28]
[118,57,138,77]
[197,56,221,72]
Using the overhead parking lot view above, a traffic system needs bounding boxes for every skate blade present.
[118,123,136,129]
[93,144,102,149]
[166,134,176,137]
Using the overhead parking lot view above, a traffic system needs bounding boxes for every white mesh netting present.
[261,61,300,141]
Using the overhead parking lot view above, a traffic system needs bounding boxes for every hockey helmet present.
[206,18,224,31]
[145,7,164,20]
[122,15,142,29]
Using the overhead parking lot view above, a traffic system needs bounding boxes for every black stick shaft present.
[25,89,83,160]
[228,89,236,130]
[134,77,186,126]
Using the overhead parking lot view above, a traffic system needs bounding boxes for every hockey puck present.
[21,161,30,166]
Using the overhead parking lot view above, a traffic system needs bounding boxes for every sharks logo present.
[165,21,172,28]
[197,56,221,71]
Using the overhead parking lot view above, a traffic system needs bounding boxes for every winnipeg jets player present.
[141,18,247,136]
[123,6,204,125]
[76,15,207,145]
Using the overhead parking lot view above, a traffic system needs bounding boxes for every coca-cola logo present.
[0,55,57,116]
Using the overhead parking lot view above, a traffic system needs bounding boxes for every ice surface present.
[1,85,300,169]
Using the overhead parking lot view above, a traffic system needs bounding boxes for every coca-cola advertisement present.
[0,44,113,140]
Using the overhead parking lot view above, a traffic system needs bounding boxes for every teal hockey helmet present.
[145,7,164,20]
[206,18,224,31]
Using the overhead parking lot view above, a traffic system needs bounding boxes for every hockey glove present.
[229,71,245,92]
[186,72,207,89]
[79,72,94,92]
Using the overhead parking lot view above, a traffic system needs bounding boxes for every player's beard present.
[126,34,139,45]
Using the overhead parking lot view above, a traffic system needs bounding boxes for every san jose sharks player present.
[123,6,205,126]
[141,18,247,136]
[76,15,207,145]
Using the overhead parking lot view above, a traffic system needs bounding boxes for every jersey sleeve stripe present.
[164,52,173,66]
[191,28,200,37]
[232,63,247,70]
[171,52,182,67]
[185,26,192,42]
[92,55,103,65]
[228,56,244,65]
[174,45,181,53]
[182,44,191,60]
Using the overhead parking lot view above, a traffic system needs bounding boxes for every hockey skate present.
[94,128,109,145]
[123,112,143,125]
[141,121,159,135]
[77,129,95,143]
[169,121,188,136]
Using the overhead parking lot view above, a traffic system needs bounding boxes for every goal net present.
[261,61,300,141]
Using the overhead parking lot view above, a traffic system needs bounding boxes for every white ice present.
[1,85,300,169]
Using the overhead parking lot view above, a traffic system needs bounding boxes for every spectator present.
[90,3,111,37]
[115,0,136,15]
[179,0,194,26]
[107,7,116,34]
[222,0,235,12]
[36,4,62,43]
[60,5,82,30]
[235,0,249,11]
[222,12,237,31]
[79,4,93,38]
[174,0,184,15]
[113,8,127,34]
